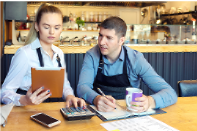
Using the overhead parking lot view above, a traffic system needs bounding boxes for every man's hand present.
[19,87,51,106]
[129,95,156,113]
[65,95,86,108]
[93,95,116,112]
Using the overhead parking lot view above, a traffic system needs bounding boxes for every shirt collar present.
[31,38,42,50]
[103,46,124,64]
[119,46,124,61]
[31,38,58,54]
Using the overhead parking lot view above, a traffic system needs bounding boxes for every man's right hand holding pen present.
[93,88,117,112]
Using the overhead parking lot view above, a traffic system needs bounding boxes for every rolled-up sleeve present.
[134,53,177,108]
[77,52,99,104]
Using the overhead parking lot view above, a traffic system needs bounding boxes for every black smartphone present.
[30,113,61,128]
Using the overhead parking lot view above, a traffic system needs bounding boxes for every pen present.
[97,88,107,98]
[97,88,117,109]
[97,88,126,110]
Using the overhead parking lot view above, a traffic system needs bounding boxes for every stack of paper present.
[101,116,179,131]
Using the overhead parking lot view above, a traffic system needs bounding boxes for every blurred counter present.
[4,44,197,54]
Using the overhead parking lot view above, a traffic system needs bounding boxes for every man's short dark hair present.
[100,16,127,38]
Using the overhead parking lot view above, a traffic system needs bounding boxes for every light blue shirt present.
[77,45,177,109]
[1,38,74,106]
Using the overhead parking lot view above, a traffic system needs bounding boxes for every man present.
[77,16,177,112]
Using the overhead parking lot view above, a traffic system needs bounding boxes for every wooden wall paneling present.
[177,53,184,82]
[1,52,197,96]
[171,53,178,92]
[193,53,197,79]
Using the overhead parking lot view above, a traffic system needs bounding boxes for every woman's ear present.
[35,22,39,32]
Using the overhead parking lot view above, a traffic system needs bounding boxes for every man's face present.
[98,27,125,59]
[35,13,62,45]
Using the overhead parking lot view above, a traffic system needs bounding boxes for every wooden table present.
[1,97,197,131]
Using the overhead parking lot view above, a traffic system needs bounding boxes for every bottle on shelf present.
[103,12,107,21]
[106,12,109,19]
[90,12,94,22]
[17,32,21,42]
[69,12,73,22]
[85,11,89,22]
[73,13,77,22]
[98,12,102,22]
[191,19,196,42]
[94,12,98,22]
[81,11,85,21]
[68,12,73,30]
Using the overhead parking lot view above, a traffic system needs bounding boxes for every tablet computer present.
[31,67,64,98]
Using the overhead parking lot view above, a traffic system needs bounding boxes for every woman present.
[1,3,85,108]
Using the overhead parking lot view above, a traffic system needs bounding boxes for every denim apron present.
[17,48,64,102]
[93,47,130,99]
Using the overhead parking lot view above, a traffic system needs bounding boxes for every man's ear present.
[35,22,39,32]
[119,36,125,45]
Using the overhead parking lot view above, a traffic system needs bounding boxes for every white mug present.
[125,88,143,111]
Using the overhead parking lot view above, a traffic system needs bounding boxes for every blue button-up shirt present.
[77,45,177,109]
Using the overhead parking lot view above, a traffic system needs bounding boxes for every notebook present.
[88,104,166,121]
[31,67,65,98]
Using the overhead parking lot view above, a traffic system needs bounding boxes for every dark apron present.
[17,48,64,102]
[93,46,130,99]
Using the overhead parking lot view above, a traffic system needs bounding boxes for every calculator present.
[60,105,96,121]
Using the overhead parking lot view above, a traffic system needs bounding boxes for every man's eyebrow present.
[99,33,113,38]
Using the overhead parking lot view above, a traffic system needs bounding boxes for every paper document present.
[89,105,156,121]
[101,116,179,131]
[90,105,131,120]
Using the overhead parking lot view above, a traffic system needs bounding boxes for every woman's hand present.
[19,87,51,106]
[129,95,156,113]
[65,95,86,108]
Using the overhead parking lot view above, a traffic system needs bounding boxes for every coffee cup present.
[125,88,143,111]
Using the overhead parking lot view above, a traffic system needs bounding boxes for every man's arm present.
[77,51,100,104]
[133,53,177,109]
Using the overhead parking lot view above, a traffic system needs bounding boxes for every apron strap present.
[36,48,62,67]
[36,48,44,67]
[56,54,62,67]
[122,46,127,74]
[98,46,127,74]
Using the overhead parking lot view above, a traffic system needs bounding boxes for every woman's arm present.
[1,48,29,106]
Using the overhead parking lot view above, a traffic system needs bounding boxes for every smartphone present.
[30,113,61,128]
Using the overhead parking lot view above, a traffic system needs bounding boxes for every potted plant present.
[76,17,85,30]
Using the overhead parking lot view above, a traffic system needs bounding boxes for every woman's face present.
[35,13,62,45]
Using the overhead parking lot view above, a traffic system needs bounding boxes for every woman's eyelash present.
[44,27,60,30]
